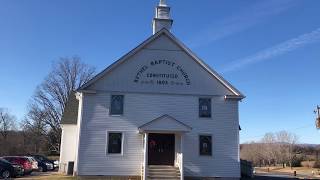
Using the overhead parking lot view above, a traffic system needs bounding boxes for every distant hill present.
[241,143,320,148]
[296,144,320,148]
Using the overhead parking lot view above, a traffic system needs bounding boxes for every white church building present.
[59,1,245,179]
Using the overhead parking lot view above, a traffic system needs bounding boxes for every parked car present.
[32,158,48,172]
[2,156,33,175]
[11,163,24,177]
[26,157,38,171]
[0,158,23,178]
[30,155,54,171]
[54,160,59,168]
[0,158,14,179]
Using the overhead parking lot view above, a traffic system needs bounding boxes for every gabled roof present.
[78,28,244,98]
[138,114,192,133]
[60,92,78,125]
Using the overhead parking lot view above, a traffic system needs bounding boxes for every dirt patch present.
[14,171,75,180]
[255,166,320,179]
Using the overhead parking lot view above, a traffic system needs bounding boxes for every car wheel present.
[1,170,11,178]
[38,166,43,172]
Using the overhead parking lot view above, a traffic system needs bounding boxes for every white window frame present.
[106,131,124,156]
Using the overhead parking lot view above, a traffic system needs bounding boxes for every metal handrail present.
[176,152,183,180]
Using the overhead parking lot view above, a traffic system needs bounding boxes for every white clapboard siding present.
[59,125,77,174]
[87,34,235,96]
[77,92,240,178]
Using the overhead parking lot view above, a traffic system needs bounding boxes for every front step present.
[148,165,180,180]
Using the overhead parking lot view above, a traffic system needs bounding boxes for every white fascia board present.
[77,28,245,98]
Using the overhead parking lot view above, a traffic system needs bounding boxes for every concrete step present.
[148,175,180,178]
[149,165,178,168]
[149,167,179,170]
[148,175,180,179]
[149,166,179,170]
[148,165,180,180]
[148,178,180,180]
[148,173,180,177]
[149,169,180,173]
[148,176,180,180]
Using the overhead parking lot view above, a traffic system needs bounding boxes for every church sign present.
[134,60,191,86]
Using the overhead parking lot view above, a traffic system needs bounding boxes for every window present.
[199,135,212,156]
[110,95,124,115]
[199,98,211,118]
[107,132,123,154]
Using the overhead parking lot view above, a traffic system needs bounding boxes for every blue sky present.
[0,0,319,144]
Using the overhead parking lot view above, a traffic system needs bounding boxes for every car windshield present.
[34,157,42,162]
[0,158,11,164]
[35,155,49,161]
[41,156,49,161]
[26,157,32,162]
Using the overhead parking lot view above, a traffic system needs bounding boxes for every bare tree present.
[0,108,16,140]
[276,131,298,168]
[241,142,265,166]
[241,131,299,168]
[21,104,48,153]
[0,108,17,155]
[27,57,95,152]
[261,133,277,166]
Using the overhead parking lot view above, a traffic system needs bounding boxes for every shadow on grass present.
[241,175,299,180]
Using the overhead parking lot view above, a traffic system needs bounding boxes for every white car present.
[26,157,38,171]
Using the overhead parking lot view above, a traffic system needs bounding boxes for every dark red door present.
[148,133,175,165]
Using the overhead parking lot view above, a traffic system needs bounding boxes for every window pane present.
[108,133,122,154]
[199,98,211,118]
[199,135,212,156]
[111,95,124,115]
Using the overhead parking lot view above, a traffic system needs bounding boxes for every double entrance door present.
[148,133,175,165]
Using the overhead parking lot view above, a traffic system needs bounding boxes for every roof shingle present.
[60,92,78,125]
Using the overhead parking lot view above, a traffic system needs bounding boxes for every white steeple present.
[159,0,167,7]
[152,0,173,34]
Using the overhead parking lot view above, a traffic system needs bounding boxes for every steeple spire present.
[152,0,173,34]
[159,0,167,6]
